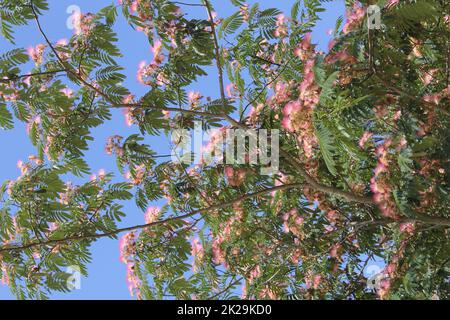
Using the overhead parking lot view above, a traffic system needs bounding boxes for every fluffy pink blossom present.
[282,208,304,236]
[191,237,204,263]
[358,131,373,148]
[188,91,202,106]
[224,166,247,187]
[226,83,238,97]
[136,61,153,85]
[72,12,94,36]
[370,140,399,219]
[330,243,342,259]
[385,0,400,9]
[399,222,415,234]
[421,69,438,86]
[1,265,10,285]
[105,135,123,156]
[248,265,262,283]
[27,44,46,65]
[274,14,288,38]
[150,40,165,65]
[423,93,441,105]
[326,210,339,224]
[305,273,322,290]
[119,232,136,263]
[343,2,365,34]
[377,278,391,299]
[294,33,313,60]
[60,88,74,98]
[144,207,160,224]
[328,39,337,51]
[118,231,141,298]
[212,236,226,265]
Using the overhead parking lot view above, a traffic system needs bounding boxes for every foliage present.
[0,0,449,300]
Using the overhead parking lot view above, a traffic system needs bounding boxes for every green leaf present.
[0,103,13,129]
[219,11,244,38]
[319,71,338,103]
[314,120,337,176]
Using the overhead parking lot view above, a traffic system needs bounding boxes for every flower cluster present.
[370,139,399,219]
[191,237,204,272]
[342,2,365,34]
[105,135,123,156]
[282,34,320,159]
[144,206,160,224]
[125,164,146,185]
[224,166,248,187]
[282,208,304,238]
[212,204,244,267]
[274,14,288,38]
[137,40,165,85]
[119,232,141,299]
[27,44,46,65]
[73,13,95,37]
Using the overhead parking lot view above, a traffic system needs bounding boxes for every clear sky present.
[0,0,346,300]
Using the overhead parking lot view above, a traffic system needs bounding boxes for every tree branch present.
[202,0,374,205]
[0,183,304,254]
[0,69,66,83]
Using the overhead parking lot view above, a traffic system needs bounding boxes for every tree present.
[0,0,448,300]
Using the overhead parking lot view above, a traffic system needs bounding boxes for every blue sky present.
[0,0,346,300]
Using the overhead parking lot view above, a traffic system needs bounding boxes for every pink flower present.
[330,243,341,259]
[72,11,82,35]
[144,207,160,224]
[248,265,262,283]
[119,232,136,263]
[122,94,135,105]
[274,82,290,104]
[421,69,437,86]
[188,91,202,106]
[343,2,365,34]
[60,88,74,98]
[137,61,149,85]
[294,34,313,60]
[98,169,106,180]
[328,39,337,51]
[399,222,415,234]
[224,166,247,186]
[306,274,322,289]
[151,40,165,65]
[191,237,204,260]
[212,236,226,265]
[130,0,138,12]
[1,265,10,285]
[27,44,46,65]
[313,275,322,289]
[326,210,339,224]
[125,262,141,298]
[274,14,288,38]
[378,278,391,299]
[423,93,441,105]
[358,131,373,148]
[56,38,68,46]
[226,83,237,97]
[123,108,134,126]
[385,0,399,9]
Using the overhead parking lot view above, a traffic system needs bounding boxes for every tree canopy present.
[0,0,449,299]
